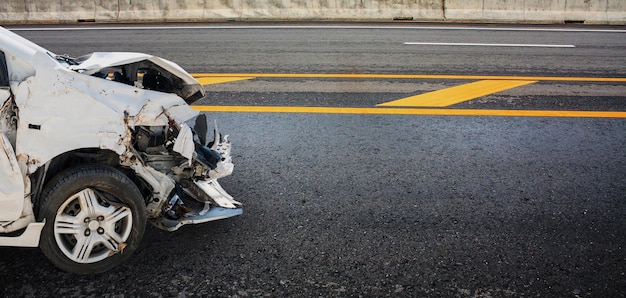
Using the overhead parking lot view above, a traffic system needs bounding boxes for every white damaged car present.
[0,27,241,274]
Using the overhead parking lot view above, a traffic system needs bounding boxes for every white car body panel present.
[0,132,23,220]
[12,64,198,174]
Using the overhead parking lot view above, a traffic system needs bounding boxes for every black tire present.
[37,165,146,274]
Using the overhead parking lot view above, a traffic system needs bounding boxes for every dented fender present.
[12,65,197,174]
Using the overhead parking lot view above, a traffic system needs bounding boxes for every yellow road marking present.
[192,73,626,82]
[192,106,626,118]
[192,73,625,118]
[196,77,255,85]
[378,80,537,107]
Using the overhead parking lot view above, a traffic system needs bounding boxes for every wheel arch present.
[30,148,138,216]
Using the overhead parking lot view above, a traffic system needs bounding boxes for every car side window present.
[0,51,8,87]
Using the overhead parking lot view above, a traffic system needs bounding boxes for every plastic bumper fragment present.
[160,207,242,231]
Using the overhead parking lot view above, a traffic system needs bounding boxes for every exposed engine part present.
[134,126,168,153]
[130,118,238,224]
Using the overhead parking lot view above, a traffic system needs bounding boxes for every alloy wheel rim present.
[53,188,133,264]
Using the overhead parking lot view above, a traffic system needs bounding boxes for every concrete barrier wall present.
[445,0,625,24]
[0,0,624,24]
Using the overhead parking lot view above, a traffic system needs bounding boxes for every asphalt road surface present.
[1,23,625,297]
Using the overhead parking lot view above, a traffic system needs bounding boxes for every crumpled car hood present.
[70,52,205,104]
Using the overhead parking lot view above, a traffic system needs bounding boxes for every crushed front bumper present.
[130,114,242,232]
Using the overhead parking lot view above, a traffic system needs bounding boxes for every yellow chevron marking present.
[377,80,537,107]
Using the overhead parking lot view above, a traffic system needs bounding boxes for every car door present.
[0,50,24,222]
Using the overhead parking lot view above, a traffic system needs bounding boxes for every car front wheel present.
[38,165,146,274]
